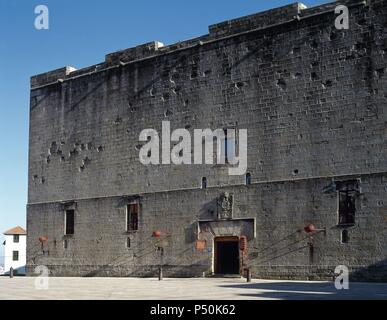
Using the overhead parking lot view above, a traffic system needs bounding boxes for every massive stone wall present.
[27,173,387,280]
[27,0,387,280]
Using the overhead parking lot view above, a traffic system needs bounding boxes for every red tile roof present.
[3,226,26,235]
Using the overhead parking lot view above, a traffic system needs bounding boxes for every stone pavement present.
[0,277,386,300]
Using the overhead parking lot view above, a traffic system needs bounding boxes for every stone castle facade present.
[27,0,387,281]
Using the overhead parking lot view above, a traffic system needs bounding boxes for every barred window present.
[127,203,139,231]
[338,190,356,225]
[337,180,358,226]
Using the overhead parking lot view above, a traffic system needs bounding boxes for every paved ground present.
[0,277,386,300]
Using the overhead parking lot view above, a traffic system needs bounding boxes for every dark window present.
[127,238,131,248]
[65,210,75,235]
[224,129,229,164]
[245,173,251,185]
[341,230,349,244]
[12,251,19,261]
[336,180,358,226]
[201,177,207,189]
[63,239,68,249]
[13,235,19,243]
[338,191,355,225]
[127,203,139,231]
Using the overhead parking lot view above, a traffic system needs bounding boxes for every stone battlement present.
[30,0,367,89]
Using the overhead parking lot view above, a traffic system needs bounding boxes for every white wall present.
[0,235,4,268]
[4,234,26,274]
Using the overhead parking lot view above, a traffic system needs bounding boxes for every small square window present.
[245,173,251,185]
[341,230,350,244]
[201,177,207,189]
[13,235,19,243]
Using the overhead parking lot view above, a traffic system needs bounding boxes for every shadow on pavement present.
[219,281,387,300]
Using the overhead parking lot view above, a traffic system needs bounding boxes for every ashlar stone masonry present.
[27,0,387,281]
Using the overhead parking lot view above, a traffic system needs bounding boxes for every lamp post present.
[38,236,48,254]
[303,224,326,265]
[158,247,164,281]
[152,231,168,281]
[239,236,250,282]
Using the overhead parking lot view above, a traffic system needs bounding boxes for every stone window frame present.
[335,179,359,227]
[62,201,77,237]
[64,209,75,236]
[126,201,140,233]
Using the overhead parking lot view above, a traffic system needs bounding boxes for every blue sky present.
[0,0,328,266]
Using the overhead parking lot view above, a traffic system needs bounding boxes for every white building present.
[3,226,26,275]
